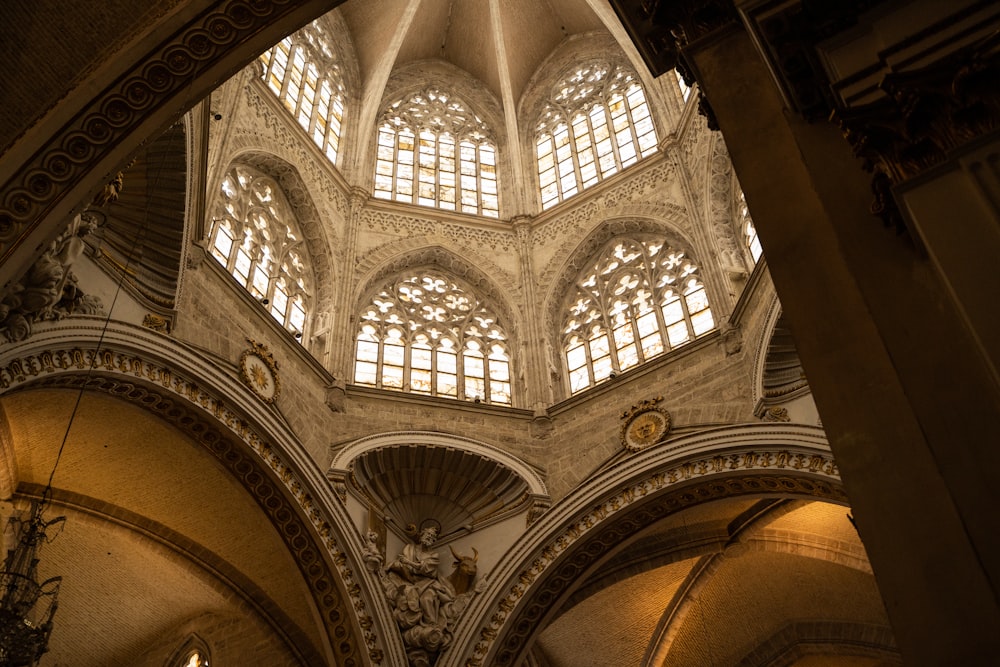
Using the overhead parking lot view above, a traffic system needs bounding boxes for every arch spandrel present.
[441,423,843,667]
[0,320,397,667]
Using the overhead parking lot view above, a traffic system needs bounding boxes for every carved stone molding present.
[832,33,1000,230]
[446,425,839,667]
[0,1,340,271]
[466,462,842,666]
[0,337,379,666]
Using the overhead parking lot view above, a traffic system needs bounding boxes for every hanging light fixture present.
[0,133,164,664]
[0,500,65,666]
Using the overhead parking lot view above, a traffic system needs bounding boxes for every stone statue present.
[374,523,482,667]
[0,213,104,342]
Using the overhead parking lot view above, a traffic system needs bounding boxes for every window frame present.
[561,236,715,395]
[535,61,659,210]
[258,23,346,167]
[373,88,500,218]
[352,271,513,405]
[209,165,313,340]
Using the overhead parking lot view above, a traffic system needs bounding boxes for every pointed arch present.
[222,150,338,303]
[0,320,387,666]
[446,423,844,667]
[372,62,505,218]
[350,251,519,405]
[543,218,713,394]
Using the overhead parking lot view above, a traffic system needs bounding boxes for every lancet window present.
[675,70,692,102]
[562,236,715,394]
[209,165,312,338]
[354,272,512,404]
[535,61,658,210]
[737,189,762,264]
[258,22,346,165]
[182,651,208,667]
[373,88,499,217]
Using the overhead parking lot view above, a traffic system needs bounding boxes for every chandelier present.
[0,500,64,667]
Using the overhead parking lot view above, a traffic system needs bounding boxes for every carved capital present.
[832,33,1000,230]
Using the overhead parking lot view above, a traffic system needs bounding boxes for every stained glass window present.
[354,272,512,404]
[536,62,658,210]
[373,88,499,218]
[258,21,346,165]
[210,165,312,339]
[562,236,714,394]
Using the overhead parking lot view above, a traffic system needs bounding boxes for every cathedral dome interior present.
[1,0,998,665]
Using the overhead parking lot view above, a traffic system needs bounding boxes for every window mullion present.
[605,101,625,171]
[376,338,386,389]
[571,122,588,194]
[435,133,442,209]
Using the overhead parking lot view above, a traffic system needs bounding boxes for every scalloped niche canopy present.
[348,443,533,538]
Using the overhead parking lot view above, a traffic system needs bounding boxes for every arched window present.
[373,88,499,218]
[209,165,312,338]
[182,650,209,667]
[535,62,658,210]
[258,21,346,165]
[354,272,512,404]
[169,635,210,667]
[562,236,715,394]
[674,69,692,102]
[736,188,762,264]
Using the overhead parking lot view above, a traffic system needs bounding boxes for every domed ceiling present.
[337,0,626,110]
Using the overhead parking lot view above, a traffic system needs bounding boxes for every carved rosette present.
[620,396,671,453]
[239,338,280,404]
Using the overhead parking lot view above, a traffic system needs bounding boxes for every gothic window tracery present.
[373,88,499,218]
[353,272,512,404]
[562,236,714,394]
[258,22,346,165]
[209,165,312,338]
[535,61,658,210]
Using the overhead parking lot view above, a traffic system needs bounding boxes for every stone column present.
[608,0,1000,662]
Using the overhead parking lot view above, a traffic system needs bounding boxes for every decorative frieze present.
[463,443,841,666]
[832,34,1000,230]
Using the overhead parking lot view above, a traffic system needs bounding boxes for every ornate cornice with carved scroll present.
[608,0,739,130]
[0,320,398,666]
[832,32,1000,231]
[442,423,840,667]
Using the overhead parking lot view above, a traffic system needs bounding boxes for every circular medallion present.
[240,345,280,404]
[622,405,670,452]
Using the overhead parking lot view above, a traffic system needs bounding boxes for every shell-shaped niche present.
[335,433,546,539]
